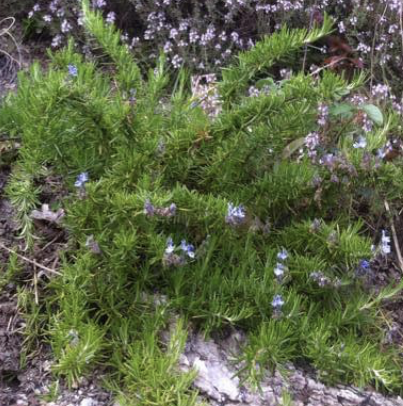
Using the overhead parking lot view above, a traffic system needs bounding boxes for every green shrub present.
[2,1,403,400]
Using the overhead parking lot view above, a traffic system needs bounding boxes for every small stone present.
[289,374,306,391]
[80,398,95,406]
[306,377,325,392]
[337,389,365,404]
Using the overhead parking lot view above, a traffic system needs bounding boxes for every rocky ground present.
[179,329,403,406]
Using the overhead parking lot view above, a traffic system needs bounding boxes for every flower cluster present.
[380,230,391,256]
[273,248,288,282]
[247,85,271,98]
[376,139,402,160]
[355,259,371,277]
[316,152,357,185]
[271,294,285,319]
[74,172,89,188]
[304,132,320,161]
[353,135,367,149]
[144,199,176,218]
[74,172,89,198]
[67,64,78,77]
[27,0,107,50]
[372,84,389,101]
[24,0,403,96]
[225,203,246,226]
[162,237,196,267]
[85,234,102,254]
[191,74,222,118]
[309,271,341,288]
[317,103,329,127]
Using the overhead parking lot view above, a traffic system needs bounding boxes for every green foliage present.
[0,252,21,294]
[1,3,403,401]
[115,318,198,406]
[220,15,333,101]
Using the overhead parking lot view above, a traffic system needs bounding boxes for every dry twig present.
[0,241,62,276]
[384,200,403,273]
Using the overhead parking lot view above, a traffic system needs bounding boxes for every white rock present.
[193,357,240,401]
[80,398,95,406]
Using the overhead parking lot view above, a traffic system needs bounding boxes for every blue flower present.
[274,262,286,279]
[143,199,155,216]
[271,294,284,309]
[180,240,195,258]
[225,203,246,226]
[67,64,78,77]
[165,237,175,254]
[353,135,367,149]
[356,260,371,278]
[168,203,177,217]
[381,230,391,255]
[277,249,288,261]
[74,172,89,188]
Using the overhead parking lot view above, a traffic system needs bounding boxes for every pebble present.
[80,398,96,406]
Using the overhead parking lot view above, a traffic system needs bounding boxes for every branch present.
[0,242,62,276]
[384,200,403,273]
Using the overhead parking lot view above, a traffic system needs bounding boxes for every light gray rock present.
[80,398,96,406]
[192,357,240,401]
[174,329,403,406]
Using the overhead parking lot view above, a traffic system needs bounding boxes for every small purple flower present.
[165,237,175,254]
[377,140,393,160]
[359,260,370,271]
[225,203,246,226]
[381,230,391,255]
[74,172,89,188]
[61,19,72,33]
[51,35,63,48]
[144,199,155,216]
[171,55,183,69]
[377,147,387,159]
[271,294,285,309]
[85,235,102,254]
[356,260,371,277]
[168,203,177,216]
[310,271,331,287]
[180,240,195,259]
[317,103,329,127]
[362,113,373,133]
[305,132,320,150]
[106,11,116,24]
[319,153,337,169]
[372,84,389,100]
[353,136,367,149]
[92,0,106,8]
[277,249,288,261]
[68,64,78,77]
[274,262,286,279]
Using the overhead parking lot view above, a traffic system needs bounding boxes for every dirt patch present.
[0,291,23,388]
